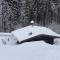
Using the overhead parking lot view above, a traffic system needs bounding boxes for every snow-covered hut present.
[12,25,60,44]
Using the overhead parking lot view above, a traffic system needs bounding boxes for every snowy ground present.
[0,41,60,60]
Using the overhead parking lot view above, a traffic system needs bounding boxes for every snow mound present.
[21,41,50,47]
[12,25,60,42]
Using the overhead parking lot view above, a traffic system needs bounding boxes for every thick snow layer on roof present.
[12,25,60,41]
[0,41,60,60]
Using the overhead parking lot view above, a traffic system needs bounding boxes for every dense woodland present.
[1,0,60,32]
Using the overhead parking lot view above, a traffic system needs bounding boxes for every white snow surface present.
[0,33,17,45]
[0,41,60,60]
[12,25,60,41]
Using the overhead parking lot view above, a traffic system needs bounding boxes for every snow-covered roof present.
[12,25,60,41]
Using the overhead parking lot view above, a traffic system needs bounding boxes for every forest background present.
[0,0,60,33]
